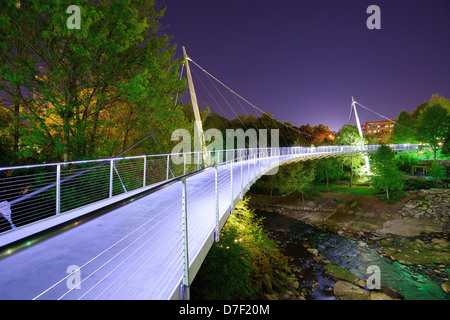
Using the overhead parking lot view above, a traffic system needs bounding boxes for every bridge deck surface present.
[0,157,276,300]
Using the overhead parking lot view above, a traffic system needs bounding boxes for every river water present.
[255,210,449,300]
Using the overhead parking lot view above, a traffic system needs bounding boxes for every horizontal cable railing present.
[0,143,420,299]
[0,144,419,235]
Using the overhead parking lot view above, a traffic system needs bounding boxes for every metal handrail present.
[0,144,419,235]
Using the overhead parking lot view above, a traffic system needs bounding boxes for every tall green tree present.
[370,144,403,200]
[428,161,446,184]
[0,0,186,163]
[335,124,367,187]
[391,110,416,144]
[281,162,315,205]
[415,104,450,160]
[315,157,344,191]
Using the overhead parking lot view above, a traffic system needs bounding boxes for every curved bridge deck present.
[0,144,417,299]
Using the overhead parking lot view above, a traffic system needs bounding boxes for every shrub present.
[378,190,407,204]
[191,198,288,300]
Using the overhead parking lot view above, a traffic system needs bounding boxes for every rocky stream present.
[249,188,450,300]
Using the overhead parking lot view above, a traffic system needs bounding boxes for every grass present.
[325,264,358,283]
[315,181,381,196]
[376,237,450,266]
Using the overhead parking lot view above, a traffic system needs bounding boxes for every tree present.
[370,144,403,200]
[415,104,450,160]
[335,124,367,187]
[281,162,315,205]
[0,0,186,163]
[315,157,344,191]
[428,161,446,184]
[390,110,416,144]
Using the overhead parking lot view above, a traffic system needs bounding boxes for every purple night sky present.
[161,0,450,132]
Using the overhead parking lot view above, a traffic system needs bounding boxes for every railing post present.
[248,155,250,186]
[143,156,146,187]
[109,159,114,198]
[56,164,61,215]
[258,153,261,178]
[183,153,186,175]
[230,159,233,214]
[240,159,244,199]
[214,165,220,242]
[197,152,200,171]
[180,177,190,300]
[166,155,170,180]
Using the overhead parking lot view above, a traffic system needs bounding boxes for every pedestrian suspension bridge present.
[0,48,419,300]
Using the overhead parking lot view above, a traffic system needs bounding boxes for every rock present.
[264,293,279,300]
[431,238,448,247]
[333,281,370,300]
[370,292,399,300]
[262,276,273,294]
[307,248,319,256]
[441,282,450,294]
[357,279,366,288]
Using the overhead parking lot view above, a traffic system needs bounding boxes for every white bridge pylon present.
[351,97,371,175]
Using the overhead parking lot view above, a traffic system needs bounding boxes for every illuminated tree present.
[391,110,416,144]
[415,104,450,160]
[0,0,186,162]
[370,144,403,200]
[335,124,367,187]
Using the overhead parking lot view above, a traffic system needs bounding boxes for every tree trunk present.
[386,187,389,200]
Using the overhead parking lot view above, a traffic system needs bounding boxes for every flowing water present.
[256,210,449,300]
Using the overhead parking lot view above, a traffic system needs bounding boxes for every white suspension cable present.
[187,57,323,140]
[354,101,414,131]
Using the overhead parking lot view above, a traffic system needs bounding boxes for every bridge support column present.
[180,177,190,300]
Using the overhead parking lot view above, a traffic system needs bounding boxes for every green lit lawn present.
[315,181,381,196]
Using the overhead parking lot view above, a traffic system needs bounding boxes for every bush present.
[403,178,439,191]
[378,190,407,204]
[191,198,288,300]
[397,153,419,173]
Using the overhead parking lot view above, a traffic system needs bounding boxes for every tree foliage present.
[315,157,344,191]
[428,160,446,183]
[390,110,416,144]
[335,124,367,186]
[370,144,403,200]
[415,103,450,160]
[0,0,186,164]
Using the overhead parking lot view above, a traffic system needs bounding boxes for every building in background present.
[361,119,396,144]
